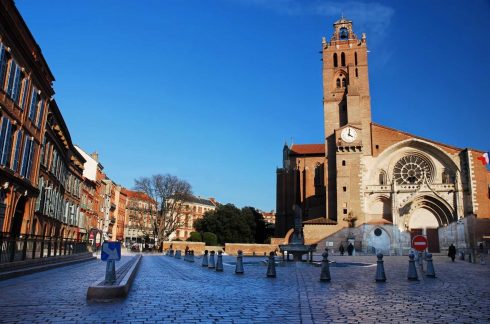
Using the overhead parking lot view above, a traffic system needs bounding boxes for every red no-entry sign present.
[412,235,428,252]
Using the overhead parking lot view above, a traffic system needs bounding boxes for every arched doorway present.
[10,197,27,237]
[403,195,455,253]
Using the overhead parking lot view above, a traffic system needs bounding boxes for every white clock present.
[341,127,358,143]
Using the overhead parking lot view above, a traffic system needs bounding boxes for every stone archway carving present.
[400,194,456,229]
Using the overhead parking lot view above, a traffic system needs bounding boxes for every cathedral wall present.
[371,124,460,158]
[470,150,490,218]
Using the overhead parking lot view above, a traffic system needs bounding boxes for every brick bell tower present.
[322,18,372,223]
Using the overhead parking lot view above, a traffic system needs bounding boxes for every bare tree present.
[134,174,192,243]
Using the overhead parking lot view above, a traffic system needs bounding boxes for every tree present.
[134,174,192,243]
[187,232,202,242]
[194,204,265,244]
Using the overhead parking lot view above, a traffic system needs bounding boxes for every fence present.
[0,232,88,264]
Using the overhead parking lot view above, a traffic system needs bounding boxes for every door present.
[426,228,440,253]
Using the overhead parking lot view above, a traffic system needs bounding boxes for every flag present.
[477,152,489,165]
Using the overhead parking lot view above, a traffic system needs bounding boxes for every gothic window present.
[341,52,346,66]
[393,155,433,185]
[336,78,340,88]
[342,78,347,87]
[333,53,338,67]
[442,170,451,184]
[379,171,387,185]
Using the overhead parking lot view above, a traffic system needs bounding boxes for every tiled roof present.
[186,196,216,207]
[290,144,325,155]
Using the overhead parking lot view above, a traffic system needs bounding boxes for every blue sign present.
[101,241,121,261]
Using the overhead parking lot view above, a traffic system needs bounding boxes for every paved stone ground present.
[0,252,489,323]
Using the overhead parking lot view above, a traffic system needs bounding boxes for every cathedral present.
[275,18,490,255]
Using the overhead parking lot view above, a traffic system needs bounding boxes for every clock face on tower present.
[341,127,358,143]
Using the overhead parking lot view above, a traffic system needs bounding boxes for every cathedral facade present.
[276,18,490,255]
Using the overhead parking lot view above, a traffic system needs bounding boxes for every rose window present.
[393,155,433,185]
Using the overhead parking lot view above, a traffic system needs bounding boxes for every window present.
[342,160,346,166]
[0,117,13,167]
[6,60,22,102]
[341,52,346,66]
[19,78,29,110]
[28,87,39,122]
[343,209,347,214]
[355,68,358,77]
[20,136,35,179]
[12,129,23,172]
[333,53,338,67]
[36,99,45,128]
[354,52,358,66]
[343,186,347,192]
[379,171,387,185]
[339,28,349,40]
[0,44,9,88]
[393,154,433,185]
[342,78,347,87]
[336,78,340,88]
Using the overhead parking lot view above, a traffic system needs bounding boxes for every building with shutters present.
[276,18,490,255]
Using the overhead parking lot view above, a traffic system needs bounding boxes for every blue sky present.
[16,0,490,211]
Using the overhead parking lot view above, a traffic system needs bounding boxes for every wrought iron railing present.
[0,232,88,264]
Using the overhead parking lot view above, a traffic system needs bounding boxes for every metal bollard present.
[407,253,418,281]
[169,249,174,257]
[189,250,195,262]
[425,253,436,278]
[266,251,276,278]
[235,250,244,274]
[320,249,331,282]
[175,250,181,259]
[375,253,386,282]
[208,251,216,269]
[215,251,224,272]
[202,250,209,267]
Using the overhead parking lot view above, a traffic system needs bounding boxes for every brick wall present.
[224,243,279,256]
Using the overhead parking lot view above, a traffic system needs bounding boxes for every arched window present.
[336,78,340,88]
[355,68,358,77]
[333,53,338,67]
[342,78,347,88]
[379,171,387,185]
[354,52,358,66]
[442,170,451,184]
[341,52,346,66]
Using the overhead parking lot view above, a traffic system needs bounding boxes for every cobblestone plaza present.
[0,254,489,323]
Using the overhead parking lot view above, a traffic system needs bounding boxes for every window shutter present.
[1,121,13,167]
[29,89,38,121]
[0,117,8,162]
[12,130,23,172]
[6,61,17,97]
[26,140,35,180]
[20,136,31,177]
[20,79,29,110]
[12,65,22,103]
[0,44,7,88]
[36,99,44,128]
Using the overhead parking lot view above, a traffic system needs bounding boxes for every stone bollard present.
[407,253,418,281]
[468,252,472,263]
[175,250,181,259]
[480,253,486,265]
[189,250,195,263]
[320,249,331,282]
[425,253,436,278]
[266,252,276,278]
[235,250,244,274]
[202,250,209,267]
[170,249,175,257]
[208,251,216,269]
[460,251,465,261]
[215,251,224,272]
[375,253,386,282]
[184,251,189,262]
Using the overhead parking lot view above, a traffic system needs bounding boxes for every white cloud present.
[226,0,395,41]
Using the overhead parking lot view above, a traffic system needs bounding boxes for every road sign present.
[101,241,121,261]
[412,235,428,252]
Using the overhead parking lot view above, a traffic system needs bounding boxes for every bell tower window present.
[341,52,346,67]
[333,53,338,67]
[354,52,358,66]
[336,78,340,88]
[342,78,347,88]
[339,27,349,40]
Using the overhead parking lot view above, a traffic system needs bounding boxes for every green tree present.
[187,232,202,242]
[202,232,218,246]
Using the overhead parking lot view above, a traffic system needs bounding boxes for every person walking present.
[339,244,345,256]
[347,243,354,256]
[448,243,456,262]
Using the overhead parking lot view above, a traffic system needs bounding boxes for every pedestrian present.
[347,243,354,256]
[448,243,456,262]
[339,243,345,256]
